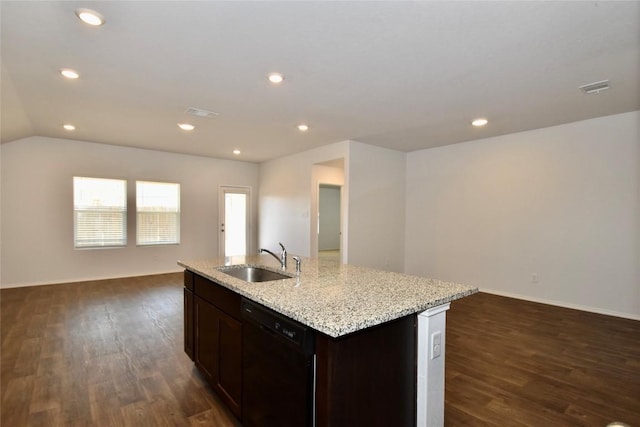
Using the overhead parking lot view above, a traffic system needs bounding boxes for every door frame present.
[218,186,252,258]
[311,181,345,261]
[317,183,342,254]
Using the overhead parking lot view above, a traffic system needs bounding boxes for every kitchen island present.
[179,255,477,427]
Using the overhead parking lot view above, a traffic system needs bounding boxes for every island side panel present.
[416,304,450,427]
[315,314,417,427]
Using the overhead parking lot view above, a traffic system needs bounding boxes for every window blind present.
[73,177,127,248]
[136,181,180,245]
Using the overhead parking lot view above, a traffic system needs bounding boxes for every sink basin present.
[218,266,292,282]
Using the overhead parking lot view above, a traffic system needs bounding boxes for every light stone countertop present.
[178,255,478,338]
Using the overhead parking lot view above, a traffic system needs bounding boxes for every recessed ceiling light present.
[60,68,80,79]
[268,73,285,84]
[297,124,309,132]
[178,123,195,131]
[471,118,488,127]
[233,149,241,155]
[75,8,105,26]
[63,124,76,131]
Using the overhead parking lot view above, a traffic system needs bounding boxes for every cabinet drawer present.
[194,274,242,320]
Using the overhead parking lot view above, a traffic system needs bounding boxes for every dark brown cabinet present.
[194,295,243,418]
[184,272,243,420]
[183,270,417,426]
[183,271,194,359]
[314,315,416,427]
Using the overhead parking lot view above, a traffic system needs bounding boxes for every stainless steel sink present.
[218,266,292,282]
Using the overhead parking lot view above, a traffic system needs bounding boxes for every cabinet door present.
[315,315,416,426]
[216,307,242,417]
[184,288,194,360]
[194,296,217,383]
[194,296,242,419]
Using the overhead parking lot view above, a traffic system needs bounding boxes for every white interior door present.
[219,187,251,258]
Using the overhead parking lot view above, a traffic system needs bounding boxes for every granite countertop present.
[178,255,478,338]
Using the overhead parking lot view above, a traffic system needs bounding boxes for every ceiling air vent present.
[579,80,610,94]
[185,107,219,119]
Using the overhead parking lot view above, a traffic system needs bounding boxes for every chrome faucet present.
[260,242,287,270]
[292,256,301,274]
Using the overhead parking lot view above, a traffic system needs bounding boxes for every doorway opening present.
[318,184,341,262]
[219,186,251,257]
[311,158,345,262]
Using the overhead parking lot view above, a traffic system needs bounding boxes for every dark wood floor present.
[1,274,638,426]
[446,292,640,426]
[1,273,240,426]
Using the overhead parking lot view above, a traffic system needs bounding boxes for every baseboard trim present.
[0,269,183,289]
[480,288,640,321]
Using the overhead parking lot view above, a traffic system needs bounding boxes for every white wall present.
[405,111,640,318]
[1,136,259,287]
[8,115,636,319]
[347,141,406,272]
[259,142,349,257]
[259,140,406,272]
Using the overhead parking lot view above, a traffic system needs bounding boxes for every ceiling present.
[2,1,639,163]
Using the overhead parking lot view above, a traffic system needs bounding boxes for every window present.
[73,177,127,248]
[136,181,180,245]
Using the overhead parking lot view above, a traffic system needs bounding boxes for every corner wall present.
[405,111,640,318]
[258,142,349,257]
[1,136,259,287]
[258,140,406,272]
[347,141,406,272]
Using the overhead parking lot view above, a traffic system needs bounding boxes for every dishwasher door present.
[241,299,315,427]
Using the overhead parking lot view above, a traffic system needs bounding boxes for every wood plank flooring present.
[2,274,638,426]
[1,274,240,427]
[446,292,640,426]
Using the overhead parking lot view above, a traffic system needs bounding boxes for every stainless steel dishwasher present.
[241,298,316,427]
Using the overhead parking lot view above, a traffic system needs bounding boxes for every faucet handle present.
[292,256,301,274]
[277,242,287,269]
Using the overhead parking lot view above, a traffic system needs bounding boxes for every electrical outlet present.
[431,331,442,360]
[531,273,539,284]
